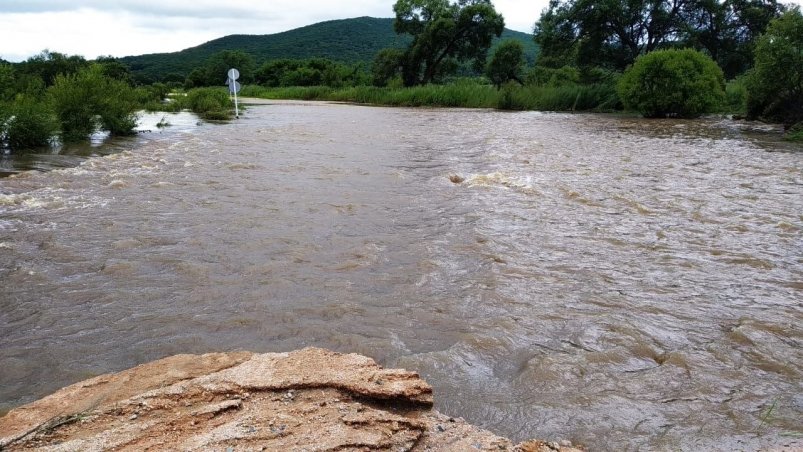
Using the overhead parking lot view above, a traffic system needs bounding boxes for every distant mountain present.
[120,17,537,83]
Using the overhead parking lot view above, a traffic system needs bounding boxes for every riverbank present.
[239,82,619,112]
[0,348,582,451]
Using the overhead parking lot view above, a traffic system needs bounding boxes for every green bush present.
[526,65,581,87]
[186,88,233,120]
[2,97,58,150]
[617,49,725,118]
[745,9,803,129]
[49,64,139,141]
[725,77,747,115]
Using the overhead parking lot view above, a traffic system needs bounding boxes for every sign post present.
[227,68,241,118]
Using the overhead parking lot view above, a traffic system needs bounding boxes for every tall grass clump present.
[725,77,747,116]
[497,83,619,111]
[242,80,498,108]
[186,88,234,120]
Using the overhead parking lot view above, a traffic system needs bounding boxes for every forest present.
[1,0,802,152]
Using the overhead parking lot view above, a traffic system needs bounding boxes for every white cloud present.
[3,0,800,62]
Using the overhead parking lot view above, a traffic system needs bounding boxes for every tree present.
[617,48,725,118]
[0,62,15,101]
[535,0,691,70]
[683,0,786,78]
[745,8,803,129]
[392,0,504,86]
[486,40,525,87]
[533,0,784,74]
[371,48,406,86]
[185,50,255,87]
[17,50,88,86]
[205,50,255,85]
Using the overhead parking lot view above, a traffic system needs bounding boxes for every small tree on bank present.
[486,40,526,88]
[617,49,725,118]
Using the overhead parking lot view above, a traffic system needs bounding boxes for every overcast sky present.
[2,1,801,63]
[0,1,547,62]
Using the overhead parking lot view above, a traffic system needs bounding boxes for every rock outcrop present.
[0,347,582,451]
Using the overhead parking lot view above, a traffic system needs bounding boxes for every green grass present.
[785,124,803,142]
[240,81,620,112]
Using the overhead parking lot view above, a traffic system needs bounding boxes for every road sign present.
[227,69,241,118]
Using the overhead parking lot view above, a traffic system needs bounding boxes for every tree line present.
[2,0,802,151]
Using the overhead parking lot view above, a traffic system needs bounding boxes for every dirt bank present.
[0,348,582,451]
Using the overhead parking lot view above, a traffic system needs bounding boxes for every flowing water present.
[1,101,801,450]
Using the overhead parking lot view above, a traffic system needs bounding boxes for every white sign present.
[227,68,240,118]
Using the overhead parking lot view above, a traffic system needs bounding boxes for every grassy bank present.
[240,81,620,112]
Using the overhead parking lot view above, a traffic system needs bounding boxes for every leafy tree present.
[255,58,367,87]
[392,0,504,86]
[0,62,15,101]
[371,48,406,86]
[206,50,255,84]
[535,0,691,70]
[185,50,255,87]
[683,0,786,78]
[486,40,526,88]
[17,50,88,86]
[534,0,783,74]
[745,8,803,129]
[49,64,139,141]
[617,48,725,118]
[95,56,134,84]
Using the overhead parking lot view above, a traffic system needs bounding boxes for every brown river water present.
[1,100,801,450]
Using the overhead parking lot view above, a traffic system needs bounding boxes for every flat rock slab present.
[0,347,582,451]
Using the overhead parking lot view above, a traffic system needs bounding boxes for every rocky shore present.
[0,348,582,451]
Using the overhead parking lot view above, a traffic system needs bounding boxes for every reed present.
[242,82,618,112]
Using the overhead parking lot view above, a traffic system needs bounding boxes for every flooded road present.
[1,101,801,450]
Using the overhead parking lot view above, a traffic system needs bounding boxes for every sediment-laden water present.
[1,101,801,450]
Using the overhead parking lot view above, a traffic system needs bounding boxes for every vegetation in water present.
[49,64,139,141]
[2,95,58,150]
[2,0,800,150]
[185,88,236,120]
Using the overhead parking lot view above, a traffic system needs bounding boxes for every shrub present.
[526,65,580,87]
[49,64,139,141]
[617,49,725,118]
[186,88,233,120]
[2,97,58,150]
[745,8,803,129]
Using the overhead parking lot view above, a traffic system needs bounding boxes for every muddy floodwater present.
[1,101,801,450]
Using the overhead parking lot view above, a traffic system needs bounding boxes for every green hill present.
[120,17,537,83]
